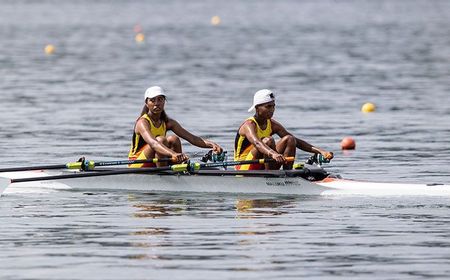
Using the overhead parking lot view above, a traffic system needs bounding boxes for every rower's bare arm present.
[135,119,177,157]
[271,120,290,138]
[295,138,334,160]
[203,140,223,154]
[168,119,222,152]
[272,120,333,160]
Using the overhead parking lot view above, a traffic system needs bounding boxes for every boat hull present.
[2,172,327,195]
[2,170,450,196]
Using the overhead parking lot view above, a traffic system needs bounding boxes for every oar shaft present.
[73,158,173,170]
[0,158,172,173]
[200,156,295,169]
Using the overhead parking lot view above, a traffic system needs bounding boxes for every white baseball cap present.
[248,89,275,112]
[144,86,166,99]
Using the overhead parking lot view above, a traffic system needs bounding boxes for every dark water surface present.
[1,0,450,279]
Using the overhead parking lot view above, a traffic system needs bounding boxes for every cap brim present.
[248,105,255,112]
[145,94,166,99]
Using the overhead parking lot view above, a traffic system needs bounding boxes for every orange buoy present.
[341,137,356,150]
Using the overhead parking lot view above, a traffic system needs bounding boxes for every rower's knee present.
[167,135,180,145]
[156,136,168,145]
[262,136,275,148]
[167,135,182,152]
[282,135,296,147]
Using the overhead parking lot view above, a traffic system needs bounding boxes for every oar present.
[10,157,295,184]
[192,156,295,170]
[0,157,172,173]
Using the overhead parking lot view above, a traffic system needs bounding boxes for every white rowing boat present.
[1,166,450,196]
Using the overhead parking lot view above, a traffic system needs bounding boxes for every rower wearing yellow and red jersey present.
[129,114,167,168]
[234,117,273,170]
[234,89,333,170]
[128,86,223,168]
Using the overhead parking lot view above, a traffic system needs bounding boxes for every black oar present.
[10,157,295,184]
[0,157,172,172]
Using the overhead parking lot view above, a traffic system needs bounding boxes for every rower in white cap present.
[128,86,223,168]
[234,89,333,170]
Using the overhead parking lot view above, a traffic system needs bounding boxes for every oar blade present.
[0,164,68,173]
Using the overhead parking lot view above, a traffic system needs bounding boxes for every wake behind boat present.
[1,161,450,197]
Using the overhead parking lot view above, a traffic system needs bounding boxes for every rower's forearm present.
[189,137,212,149]
[153,143,177,157]
[254,141,275,157]
[296,139,322,154]
[203,139,217,149]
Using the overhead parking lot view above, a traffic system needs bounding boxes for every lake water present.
[1,0,449,279]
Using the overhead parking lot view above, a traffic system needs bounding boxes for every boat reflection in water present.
[123,193,305,262]
[235,198,297,218]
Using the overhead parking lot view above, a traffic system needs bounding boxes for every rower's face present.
[256,101,275,118]
[146,96,166,113]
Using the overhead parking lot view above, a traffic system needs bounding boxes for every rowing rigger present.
[1,157,450,196]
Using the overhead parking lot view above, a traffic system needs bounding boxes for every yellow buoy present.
[211,16,221,26]
[361,102,376,113]
[135,33,145,43]
[44,44,55,55]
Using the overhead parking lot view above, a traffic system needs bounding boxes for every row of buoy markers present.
[133,16,221,44]
[43,16,223,54]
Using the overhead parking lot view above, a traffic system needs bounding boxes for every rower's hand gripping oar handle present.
[200,150,228,163]
[305,153,331,166]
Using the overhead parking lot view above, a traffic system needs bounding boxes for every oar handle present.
[259,156,294,164]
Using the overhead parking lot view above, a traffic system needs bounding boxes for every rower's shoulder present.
[270,118,281,125]
[136,115,149,125]
[240,118,257,128]
[269,118,285,131]
[165,117,178,129]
